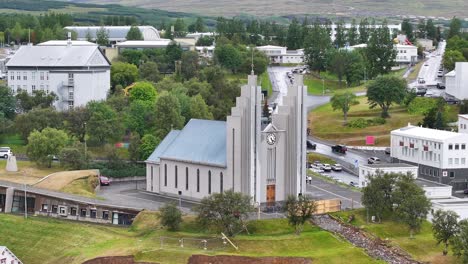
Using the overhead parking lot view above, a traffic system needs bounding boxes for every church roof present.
[147,119,226,167]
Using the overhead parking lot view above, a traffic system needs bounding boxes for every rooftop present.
[65,26,160,40]
[391,125,467,141]
[362,163,417,168]
[415,178,450,188]
[146,130,180,164]
[116,40,172,48]
[37,40,97,46]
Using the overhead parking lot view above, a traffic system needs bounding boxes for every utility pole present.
[84,122,87,162]
[24,172,27,219]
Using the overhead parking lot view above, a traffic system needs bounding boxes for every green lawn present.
[407,62,424,82]
[332,210,458,264]
[260,72,273,98]
[309,96,424,146]
[0,134,27,156]
[0,213,382,264]
[304,75,366,96]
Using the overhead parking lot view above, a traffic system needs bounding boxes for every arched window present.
[164,164,167,187]
[208,170,212,194]
[220,172,223,193]
[196,169,200,192]
[185,167,189,190]
[175,165,178,188]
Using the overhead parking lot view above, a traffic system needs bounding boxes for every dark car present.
[100,176,111,186]
[443,93,460,105]
[437,83,446,89]
[464,189,468,195]
[385,147,391,155]
[306,140,317,150]
[368,157,381,164]
[414,87,427,96]
[331,144,347,154]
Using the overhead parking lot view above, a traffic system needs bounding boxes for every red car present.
[99,176,111,186]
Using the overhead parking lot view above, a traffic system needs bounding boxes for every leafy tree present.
[11,22,23,44]
[189,94,213,120]
[158,202,183,231]
[417,19,427,39]
[286,18,302,50]
[443,50,466,71]
[452,220,468,263]
[432,210,460,256]
[26,127,68,168]
[359,18,370,44]
[119,49,146,66]
[15,108,63,141]
[304,22,332,74]
[63,106,90,142]
[194,190,254,237]
[334,20,346,48]
[285,195,317,235]
[331,92,359,124]
[448,17,462,39]
[128,133,141,162]
[173,18,186,37]
[196,36,214,46]
[393,174,431,238]
[215,44,243,73]
[426,19,436,40]
[139,61,161,83]
[401,19,414,42]
[154,92,184,139]
[362,172,398,222]
[86,101,123,146]
[166,42,183,66]
[15,90,58,112]
[128,81,157,103]
[139,134,160,160]
[96,26,109,46]
[111,62,139,89]
[126,25,143,40]
[85,29,93,42]
[347,19,359,46]
[181,51,200,80]
[194,17,205,32]
[59,145,89,170]
[125,100,156,136]
[240,49,269,75]
[366,76,407,118]
[364,22,397,78]
[0,85,16,119]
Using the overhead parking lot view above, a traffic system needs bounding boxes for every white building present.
[146,74,307,206]
[186,32,215,41]
[256,45,304,64]
[0,246,22,264]
[6,41,111,111]
[458,114,468,134]
[358,163,418,188]
[445,62,468,100]
[37,40,97,46]
[324,23,401,42]
[391,124,468,187]
[64,26,161,44]
[416,38,434,51]
[347,43,417,64]
[195,46,215,58]
[430,198,468,220]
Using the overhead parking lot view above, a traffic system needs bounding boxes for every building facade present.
[391,124,468,188]
[256,45,304,64]
[146,74,307,205]
[347,43,417,65]
[324,23,401,42]
[6,42,111,111]
[445,62,468,100]
[0,247,22,264]
[458,114,468,134]
[358,163,418,188]
[64,26,161,44]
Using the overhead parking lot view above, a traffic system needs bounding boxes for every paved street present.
[306,176,362,209]
[267,66,294,106]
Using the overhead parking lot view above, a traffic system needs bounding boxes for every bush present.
[368,117,386,126]
[407,97,438,115]
[88,162,145,178]
[158,203,183,231]
[347,118,369,128]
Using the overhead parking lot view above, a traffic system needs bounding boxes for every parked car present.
[331,144,347,154]
[349,181,358,187]
[424,90,436,97]
[0,147,12,159]
[367,157,381,164]
[437,72,444,78]
[385,147,391,155]
[99,176,111,186]
[464,188,468,195]
[443,93,460,105]
[321,164,332,172]
[436,83,446,89]
[413,87,427,96]
[417,77,426,84]
[306,140,317,150]
[331,164,342,171]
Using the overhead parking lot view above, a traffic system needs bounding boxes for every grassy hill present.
[65,0,467,18]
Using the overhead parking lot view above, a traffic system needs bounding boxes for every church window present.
[164,164,167,186]
[208,170,212,194]
[186,167,189,190]
[175,165,178,188]
[220,172,223,193]
[197,169,200,192]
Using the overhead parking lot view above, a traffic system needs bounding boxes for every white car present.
[331,164,342,171]
[0,147,12,159]
[321,164,332,172]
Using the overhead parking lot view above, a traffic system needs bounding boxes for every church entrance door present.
[266,184,276,206]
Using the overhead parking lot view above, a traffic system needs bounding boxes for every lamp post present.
[24,171,27,219]
[83,122,87,162]
[322,79,325,95]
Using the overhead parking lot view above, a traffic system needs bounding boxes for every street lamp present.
[83,122,87,162]
[23,169,27,219]
[322,79,325,95]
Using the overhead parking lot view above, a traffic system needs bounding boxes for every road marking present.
[308,183,362,207]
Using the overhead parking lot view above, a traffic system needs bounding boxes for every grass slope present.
[0,213,382,264]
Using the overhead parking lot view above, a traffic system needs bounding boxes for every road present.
[267,66,294,106]
[306,176,362,209]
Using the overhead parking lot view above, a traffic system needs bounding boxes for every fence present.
[158,236,230,251]
[315,199,341,214]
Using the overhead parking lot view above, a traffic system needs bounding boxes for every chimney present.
[67,32,72,47]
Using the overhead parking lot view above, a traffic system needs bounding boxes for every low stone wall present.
[109,176,146,182]
[82,256,156,264]
[188,255,312,264]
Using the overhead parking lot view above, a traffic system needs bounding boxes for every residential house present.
[256,45,304,64]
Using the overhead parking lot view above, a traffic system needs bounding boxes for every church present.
[145,74,307,205]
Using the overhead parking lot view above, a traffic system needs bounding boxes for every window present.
[449,158,453,165]
[102,211,109,220]
[175,165,178,188]
[455,144,459,150]
[164,164,167,187]
[52,205,58,214]
[220,172,223,193]
[197,169,200,192]
[208,170,211,194]
[455,158,459,165]
[46,72,49,80]
[59,206,67,215]
[462,158,466,165]
[90,209,97,218]
[32,71,35,80]
[68,101,74,110]
[449,171,455,178]
[40,72,44,80]
[10,73,14,80]
[23,72,27,80]
[32,85,36,91]
[463,144,466,150]
[41,204,48,212]
[185,167,189,191]
[16,72,20,80]
[449,144,453,150]
[80,208,87,217]
[70,207,77,216]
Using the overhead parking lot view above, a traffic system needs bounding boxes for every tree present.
[194,17,205,32]
[158,202,183,231]
[85,29,93,42]
[26,127,69,168]
[426,19,436,40]
[139,61,161,83]
[128,81,157,103]
[393,174,431,238]
[285,195,317,235]
[401,19,414,42]
[194,190,253,237]
[181,51,200,80]
[452,220,468,263]
[334,20,346,48]
[286,18,302,50]
[0,86,15,119]
[128,133,141,162]
[111,62,139,89]
[154,92,184,139]
[364,22,397,78]
[417,19,427,39]
[215,44,243,73]
[196,36,214,46]
[366,76,407,118]
[362,172,397,222]
[189,94,213,120]
[304,22,332,74]
[443,50,466,71]
[448,17,462,39]
[139,134,160,160]
[359,18,370,44]
[173,18,186,37]
[432,210,460,256]
[96,27,109,46]
[125,100,156,136]
[347,19,359,46]
[126,25,143,40]
[15,108,63,141]
[331,92,359,124]
[86,101,123,146]
[59,145,89,170]
[63,106,90,142]
[11,22,23,44]
[15,90,58,112]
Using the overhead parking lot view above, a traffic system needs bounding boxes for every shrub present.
[158,203,183,231]
[368,117,386,126]
[88,162,145,178]
[407,97,438,115]
[347,118,369,128]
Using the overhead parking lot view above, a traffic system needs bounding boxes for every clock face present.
[266,133,277,145]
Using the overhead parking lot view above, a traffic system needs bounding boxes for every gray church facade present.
[146,74,307,205]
